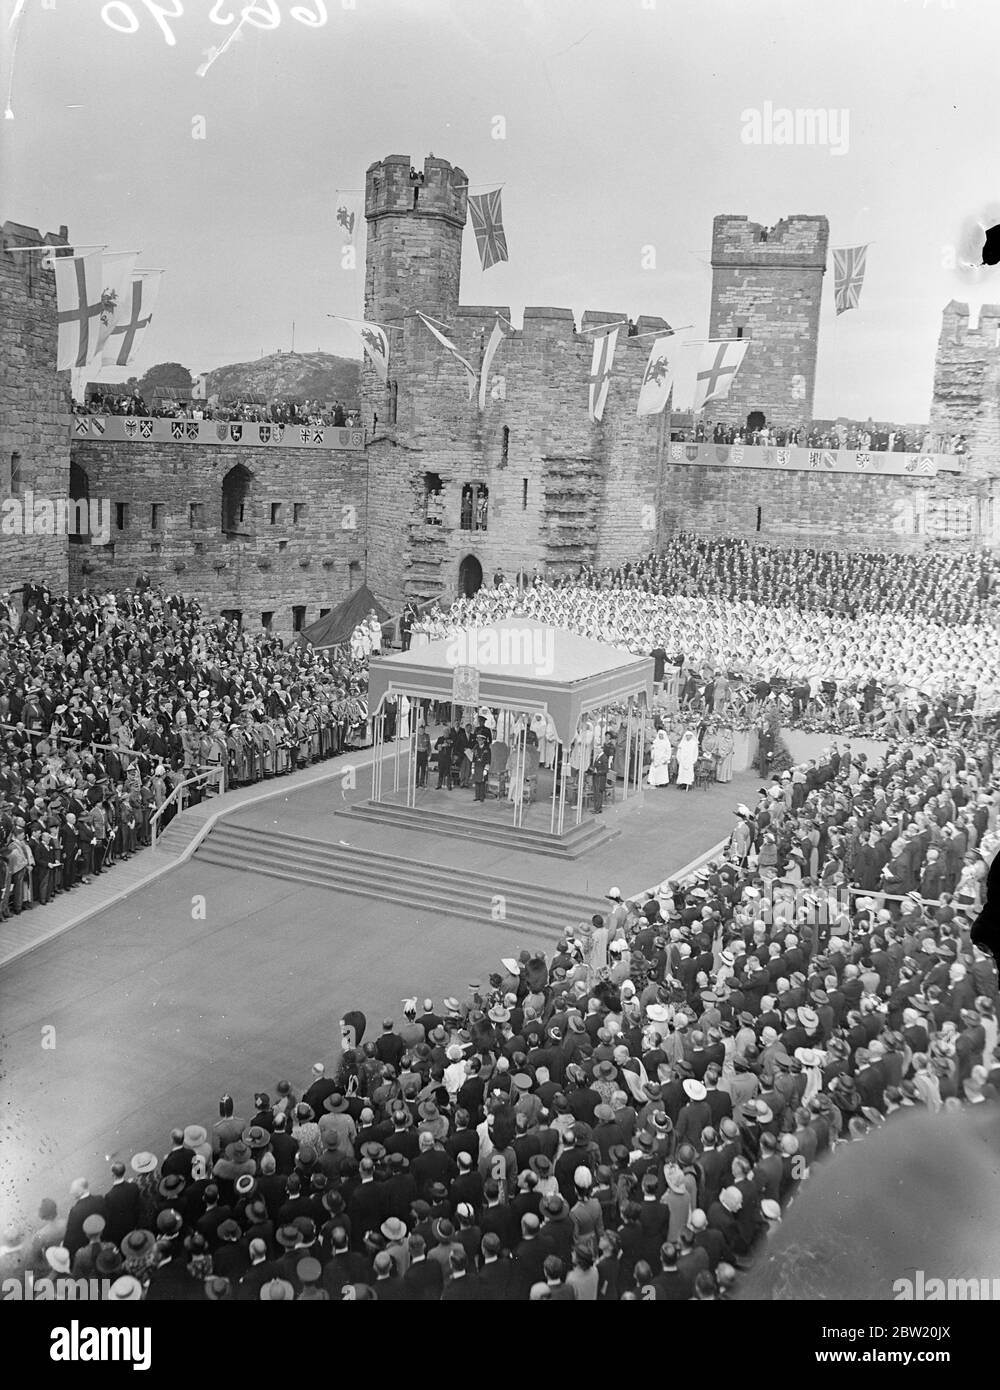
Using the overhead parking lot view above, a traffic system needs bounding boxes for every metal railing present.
[150,766,225,848]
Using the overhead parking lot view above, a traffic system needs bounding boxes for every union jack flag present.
[832,244,868,315]
[468,189,509,271]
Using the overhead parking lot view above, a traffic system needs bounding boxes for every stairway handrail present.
[151,766,225,847]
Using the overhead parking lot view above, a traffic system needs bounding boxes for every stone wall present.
[708,214,829,429]
[363,307,669,604]
[929,301,1000,478]
[659,462,1000,549]
[70,439,368,636]
[0,222,72,593]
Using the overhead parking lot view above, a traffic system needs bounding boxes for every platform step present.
[195,822,602,938]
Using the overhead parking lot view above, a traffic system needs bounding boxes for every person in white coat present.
[676,730,699,790]
[647,729,672,787]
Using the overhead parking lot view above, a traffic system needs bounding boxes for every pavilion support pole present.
[623,696,633,804]
[558,746,568,836]
[393,706,401,794]
[407,698,418,808]
[637,703,646,807]
[522,717,531,822]
[550,737,559,834]
[575,728,585,828]
[370,712,377,803]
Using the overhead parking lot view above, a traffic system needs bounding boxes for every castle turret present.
[363,154,468,332]
[708,214,829,429]
[929,300,1000,476]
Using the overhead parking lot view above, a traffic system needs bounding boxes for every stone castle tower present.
[363,154,468,339]
[708,214,829,430]
[929,301,1000,477]
[360,153,670,605]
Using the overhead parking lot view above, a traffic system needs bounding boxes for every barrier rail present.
[150,767,225,847]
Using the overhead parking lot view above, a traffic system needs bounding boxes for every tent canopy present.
[367,618,653,743]
[298,584,391,650]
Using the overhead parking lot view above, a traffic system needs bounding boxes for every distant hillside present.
[205,351,360,404]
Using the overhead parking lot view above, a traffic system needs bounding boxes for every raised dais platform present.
[336,796,620,859]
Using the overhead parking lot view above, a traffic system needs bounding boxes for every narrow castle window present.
[292,606,306,632]
[116,503,128,531]
[389,381,398,425]
[501,426,510,468]
[522,477,529,510]
[150,504,163,531]
[10,452,22,495]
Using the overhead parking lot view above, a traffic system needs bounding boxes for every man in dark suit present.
[476,1233,512,1300]
[401,1234,443,1301]
[348,1158,382,1248]
[441,1247,481,1300]
[102,1163,141,1247]
[63,1180,108,1259]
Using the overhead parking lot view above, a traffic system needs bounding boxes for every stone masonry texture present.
[0,222,73,594]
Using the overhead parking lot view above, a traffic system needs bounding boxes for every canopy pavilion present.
[366,619,654,836]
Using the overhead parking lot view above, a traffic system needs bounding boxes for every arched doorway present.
[746,410,765,435]
[458,554,483,597]
[221,464,253,536]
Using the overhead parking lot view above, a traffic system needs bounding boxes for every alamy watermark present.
[2,1273,116,1301]
[894,1270,999,1300]
[741,102,850,156]
[444,625,555,678]
[1,492,111,544]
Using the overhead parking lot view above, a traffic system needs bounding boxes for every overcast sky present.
[4,0,999,419]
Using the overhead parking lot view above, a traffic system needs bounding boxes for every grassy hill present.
[205,350,360,405]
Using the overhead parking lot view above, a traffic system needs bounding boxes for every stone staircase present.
[194,821,602,940]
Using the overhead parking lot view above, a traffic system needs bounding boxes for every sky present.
[3,0,1000,420]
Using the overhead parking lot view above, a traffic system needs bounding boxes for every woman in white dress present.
[676,729,699,791]
[647,729,672,787]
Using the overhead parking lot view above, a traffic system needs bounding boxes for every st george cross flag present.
[94,252,139,360]
[468,189,509,271]
[417,313,478,401]
[54,254,105,370]
[636,333,679,416]
[478,315,509,410]
[330,316,391,385]
[101,272,162,368]
[334,191,362,245]
[588,326,620,422]
[832,245,868,314]
[691,338,750,413]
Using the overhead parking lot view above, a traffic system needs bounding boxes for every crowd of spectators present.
[73,393,360,428]
[574,536,1000,626]
[0,584,369,918]
[415,560,1000,736]
[6,735,996,1300]
[669,419,966,454]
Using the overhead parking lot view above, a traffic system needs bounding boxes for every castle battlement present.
[365,153,468,227]
[712,214,829,269]
[428,306,671,346]
[2,220,69,251]
[939,301,1000,340]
